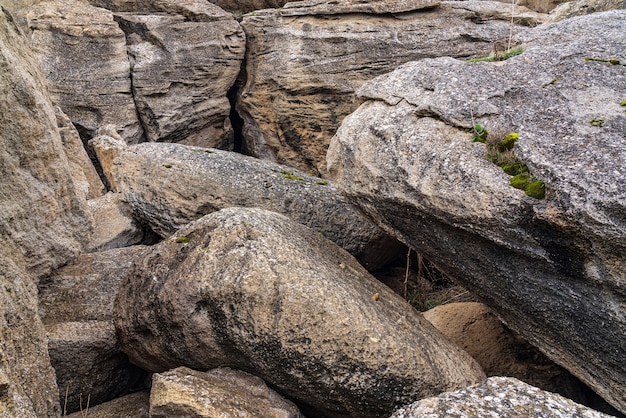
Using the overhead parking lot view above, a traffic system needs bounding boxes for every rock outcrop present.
[66,391,150,418]
[327,10,626,414]
[90,136,403,270]
[0,6,94,416]
[391,377,615,418]
[547,0,625,21]
[150,367,303,417]
[114,207,485,418]
[238,0,544,175]
[39,247,150,413]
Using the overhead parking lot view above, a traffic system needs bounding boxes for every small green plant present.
[585,57,622,65]
[5,287,11,293]
[471,124,488,143]
[467,47,524,63]
[175,236,190,244]
[590,118,604,127]
[620,100,626,106]
[280,170,305,181]
[315,180,328,186]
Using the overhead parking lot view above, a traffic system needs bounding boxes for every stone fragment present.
[66,391,150,418]
[114,207,485,418]
[327,10,626,414]
[150,367,303,417]
[87,192,147,252]
[390,377,615,418]
[90,137,402,270]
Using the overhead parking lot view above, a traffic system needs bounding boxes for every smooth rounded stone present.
[390,377,615,418]
[114,207,485,418]
[66,390,150,418]
[39,247,150,414]
[238,1,544,175]
[327,11,626,414]
[89,136,403,270]
[150,367,303,417]
[26,0,143,143]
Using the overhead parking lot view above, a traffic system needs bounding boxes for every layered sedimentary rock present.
[114,207,485,418]
[327,11,626,413]
[238,0,543,175]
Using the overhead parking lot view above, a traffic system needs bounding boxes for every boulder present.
[390,377,614,418]
[238,1,544,175]
[90,136,403,270]
[26,0,143,143]
[150,367,303,417]
[327,11,626,414]
[109,0,246,148]
[66,390,150,418]
[0,6,94,416]
[39,247,150,413]
[114,207,485,418]
[547,0,626,21]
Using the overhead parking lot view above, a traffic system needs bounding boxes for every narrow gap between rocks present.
[228,80,246,154]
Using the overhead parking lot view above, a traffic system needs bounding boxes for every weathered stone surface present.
[90,136,402,270]
[114,207,485,418]
[238,1,543,175]
[66,390,150,418]
[150,367,303,417]
[87,192,147,252]
[327,11,626,414]
[280,0,440,15]
[391,377,614,418]
[109,0,246,148]
[547,0,625,21]
[492,0,568,14]
[0,6,94,416]
[26,0,143,143]
[39,247,149,413]
[423,303,618,413]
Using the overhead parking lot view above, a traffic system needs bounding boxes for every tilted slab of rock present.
[391,377,614,418]
[150,367,303,417]
[109,0,246,148]
[238,1,544,175]
[547,0,626,22]
[0,7,94,417]
[327,11,626,414]
[90,136,402,270]
[26,0,143,143]
[66,391,149,418]
[279,0,440,15]
[39,247,150,413]
[114,207,485,417]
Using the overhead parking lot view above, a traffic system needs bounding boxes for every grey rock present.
[26,0,143,143]
[90,136,403,270]
[110,0,245,148]
[114,207,485,418]
[66,390,150,418]
[39,247,150,414]
[280,0,440,15]
[87,192,147,252]
[547,0,626,21]
[150,367,303,417]
[238,1,544,175]
[390,377,614,418]
[327,11,626,414]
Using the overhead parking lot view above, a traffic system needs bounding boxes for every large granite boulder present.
[150,367,303,417]
[327,11,626,414]
[238,0,544,175]
[391,377,615,418]
[90,136,403,270]
[0,6,93,416]
[26,0,142,143]
[39,247,150,413]
[114,207,485,418]
[547,0,626,21]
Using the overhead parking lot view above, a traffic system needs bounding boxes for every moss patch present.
[468,47,524,63]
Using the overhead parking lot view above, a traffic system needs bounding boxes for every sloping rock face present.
[547,0,626,21]
[238,0,544,175]
[150,367,303,417]
[39,247,149,413]
[26,0,142,143]
[90,136,403,270]
[0,6,93,417]
[391,377,614,418]
[327,11,626,414]
[66,391,150,418]
[114,207,485,418]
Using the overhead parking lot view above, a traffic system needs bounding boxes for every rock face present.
[66,391,150,418]
[547,0,626,21]
[39,247,150,413]
[0,6,94,416]
[90,136,403,270]
[238,0,544,175]
[26,0,142,143]
[110,0,246,148]
[114,207,485,418]
[391,377,615,418]
[150,367,303,417]
[327,11,626,414]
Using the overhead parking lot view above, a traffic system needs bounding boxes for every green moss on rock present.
[525,180,545,199]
